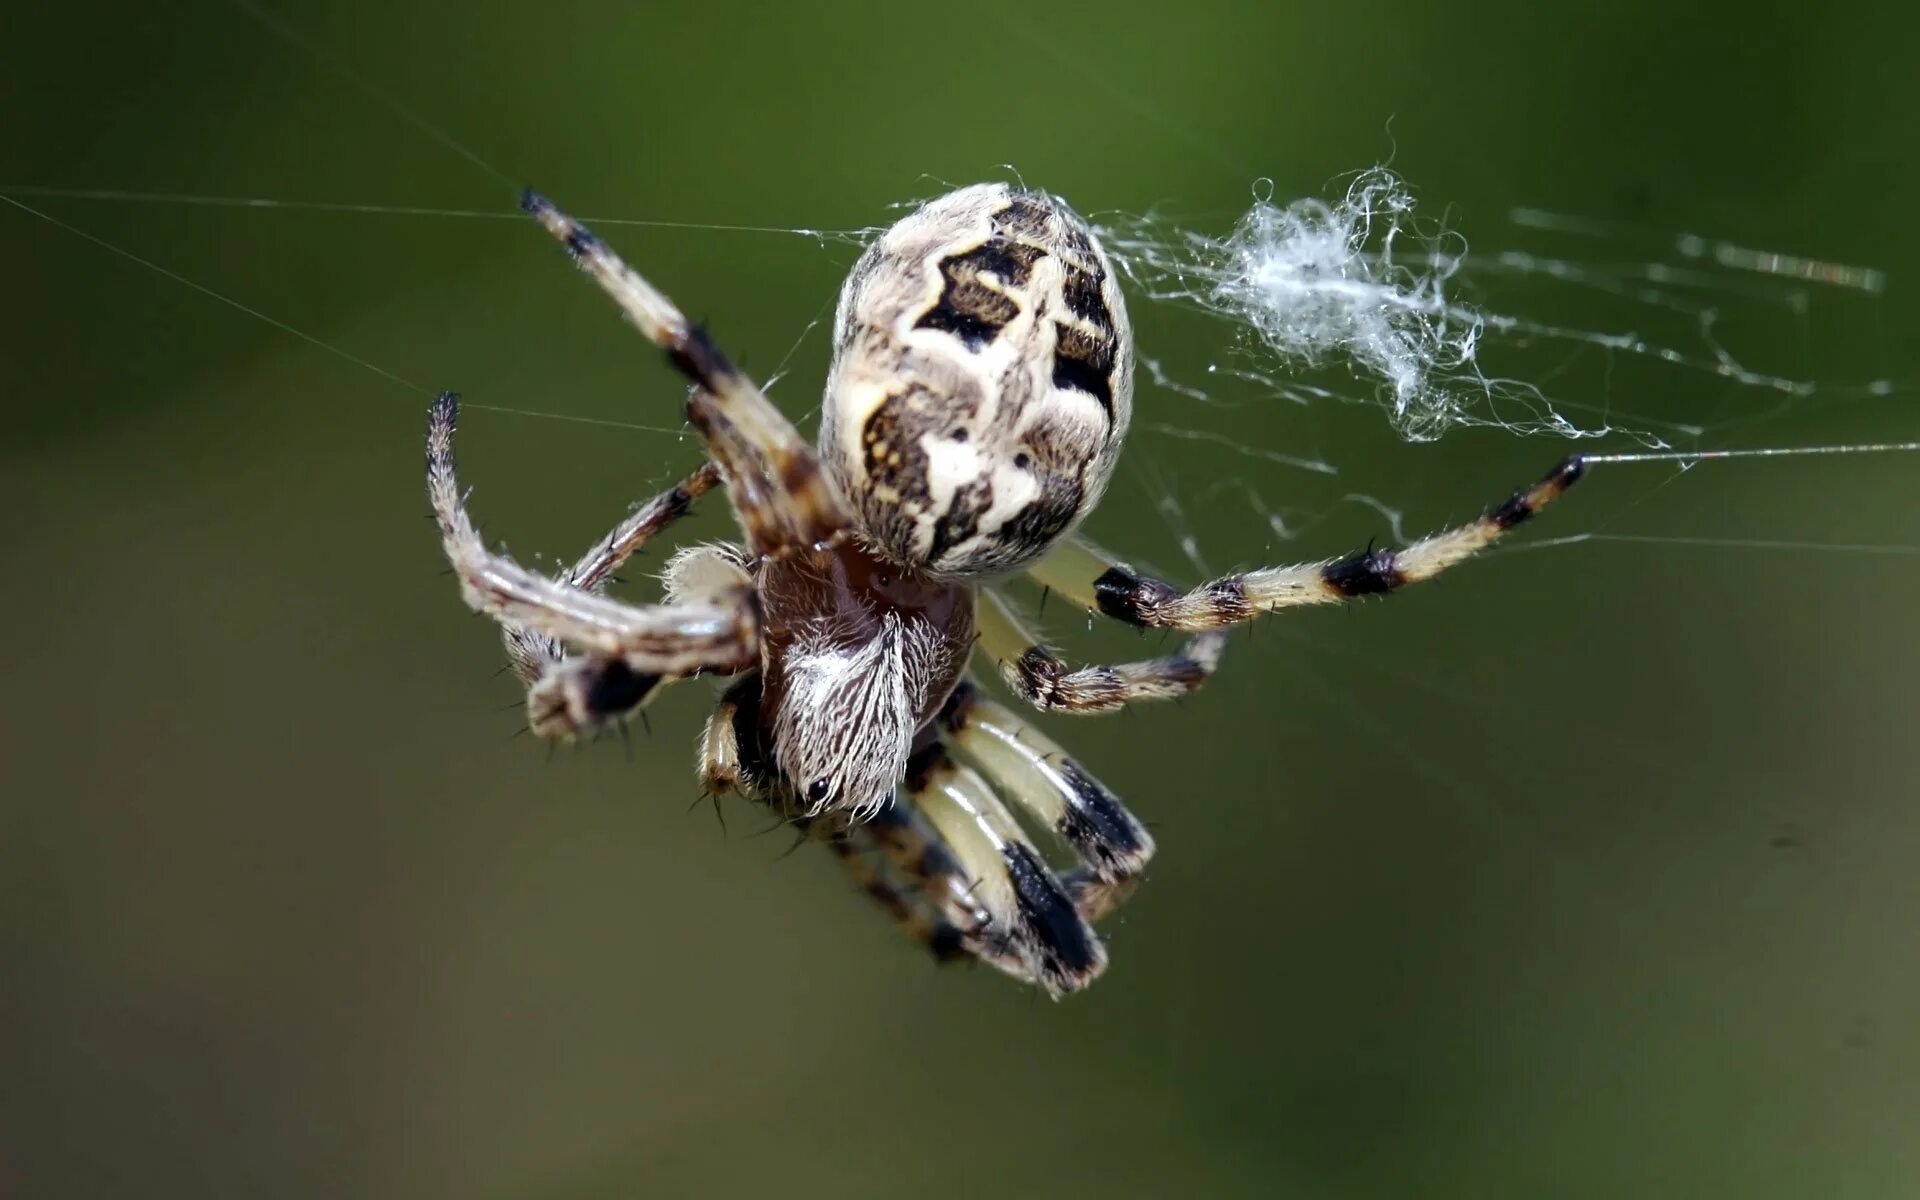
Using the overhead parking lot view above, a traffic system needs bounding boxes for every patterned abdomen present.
[821,183,1134,579]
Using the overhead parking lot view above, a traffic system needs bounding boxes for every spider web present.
[4,2,1917,658]
[9,0,1913,555]
[9,6,1920,1192]
[1104,167,1894,446]
[1082,166,1917,583]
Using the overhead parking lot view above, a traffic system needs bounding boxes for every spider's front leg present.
[516,544,752,740]
[509,515,738,740]
[518,655,671,740]
[427,394,758,732]
[501,458,721,685]
[1029,456,1588,632]
[521,191,851,559]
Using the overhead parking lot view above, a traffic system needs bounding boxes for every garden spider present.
[426,183,1584,996]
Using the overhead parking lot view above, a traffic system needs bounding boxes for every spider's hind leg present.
[936,679,1152,922]
[700,677,984,966]
[904,735,1108,995]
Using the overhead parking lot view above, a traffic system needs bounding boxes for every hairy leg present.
[905,738,1106,995]
[975,588,1226,714]
[429,392,756,675]
[935,679,1150,921]
[505,461,722,683]
[699,679,980,963]
[522,192,849,557]
[1028,456,1586,631]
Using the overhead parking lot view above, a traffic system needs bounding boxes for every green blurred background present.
[5,2,1919,1196]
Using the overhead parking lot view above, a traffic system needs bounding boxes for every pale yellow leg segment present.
[976,588,1225,714]
[428,394,757,674]
[1027,456,1587,631]
[910,747,1106,996]
[522,191,849,553]
[812,822,970,964]
[937,680,1154,886]
[504,461,723,684]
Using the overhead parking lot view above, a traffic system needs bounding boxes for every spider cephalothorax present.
[427,182,1583,995]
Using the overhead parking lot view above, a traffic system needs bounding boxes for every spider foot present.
[526,657,666,740]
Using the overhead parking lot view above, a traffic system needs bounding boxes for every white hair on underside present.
[772,612,952,818]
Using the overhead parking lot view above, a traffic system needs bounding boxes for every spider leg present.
[853,796,994,951]
[700,676,1099,991]
[1026,456,1587,631]
[522,191,850,556]
[523,653,672,740]
[699,678,981,963]
[504,460,722,684]
[428,392,756,674]
[506,479,731,736]
[810,823,971,964]
[976,588,1226,714]
[934,678,1150,922]
[560,462,724,592]
[697,677,759,800]
[905,738,1106,995]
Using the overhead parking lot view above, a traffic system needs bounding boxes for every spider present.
[426,182,1584,996]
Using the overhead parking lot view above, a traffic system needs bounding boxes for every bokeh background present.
[5,2,1919,1196]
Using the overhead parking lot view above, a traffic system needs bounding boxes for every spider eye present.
[806,779,834,804]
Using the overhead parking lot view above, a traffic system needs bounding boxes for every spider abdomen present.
[821,183,1134,579]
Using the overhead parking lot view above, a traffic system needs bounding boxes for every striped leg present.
[855,797,994,941]
[701,680,979,964]
[906,739,1106,995]
[524,656,672,739]
[935,679,1150,921]
[511,493,731,737]
[698,677,759,800]
[1027,456,1587,631]
[522,191,850,557]
[814,795,1014,966]
[702,677,1100,991]
[504,460,721,684]
[811,825,970,964]
[976,588,1227,714]
[429,392,757,676]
